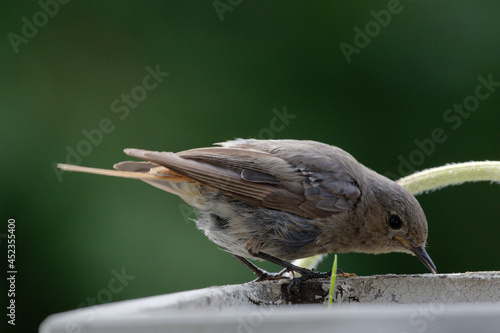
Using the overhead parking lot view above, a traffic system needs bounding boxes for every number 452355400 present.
[7,219,15,269]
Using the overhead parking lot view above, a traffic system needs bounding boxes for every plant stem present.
[396,161,500,195]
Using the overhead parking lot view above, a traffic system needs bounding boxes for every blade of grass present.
[328,254,338,308]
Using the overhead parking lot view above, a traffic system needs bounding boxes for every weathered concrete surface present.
[40,272,500,333]
[331,271,500,304]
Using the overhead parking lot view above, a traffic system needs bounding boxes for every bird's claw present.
[252,268,291,282]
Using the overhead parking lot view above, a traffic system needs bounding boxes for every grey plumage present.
[58,139,436,277]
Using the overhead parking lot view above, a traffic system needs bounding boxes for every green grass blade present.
[328,254,338,308]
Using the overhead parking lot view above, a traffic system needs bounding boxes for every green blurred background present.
[1,1,499,331]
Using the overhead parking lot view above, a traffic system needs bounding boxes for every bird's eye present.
[388,214,403,230]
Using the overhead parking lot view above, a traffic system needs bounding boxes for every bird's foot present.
[252,268,291,282]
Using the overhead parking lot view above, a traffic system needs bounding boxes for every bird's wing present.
[124,143,361,218]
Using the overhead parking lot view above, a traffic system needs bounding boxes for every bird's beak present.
[411,245,437,274]
[395,236,437,274]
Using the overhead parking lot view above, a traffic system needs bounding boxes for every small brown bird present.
[58,139,436,280]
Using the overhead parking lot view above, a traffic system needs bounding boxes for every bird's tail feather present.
[57,163,187,182]
[57,162,201,200]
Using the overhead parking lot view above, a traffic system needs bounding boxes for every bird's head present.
[359,172,437,274]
